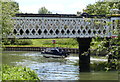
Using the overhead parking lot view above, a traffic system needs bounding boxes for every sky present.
[15,0,99,14]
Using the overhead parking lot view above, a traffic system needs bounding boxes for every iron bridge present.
[7,13,119,38]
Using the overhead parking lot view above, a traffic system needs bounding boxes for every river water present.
[2,51,119,80]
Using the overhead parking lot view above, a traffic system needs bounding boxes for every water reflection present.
[2,51,118,80]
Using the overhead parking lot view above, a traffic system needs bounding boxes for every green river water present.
[2,51,119,80]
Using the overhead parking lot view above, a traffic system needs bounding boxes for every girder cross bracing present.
[8,16,111,38]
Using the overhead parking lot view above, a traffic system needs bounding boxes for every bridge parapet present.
[8,16,112,38]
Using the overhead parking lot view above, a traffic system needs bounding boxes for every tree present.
[77,11,82,15]
[83,1,120,15]
[1,0,19,45]
[83,1,120,71]
[1,1,19,37]
[38,7,52,14]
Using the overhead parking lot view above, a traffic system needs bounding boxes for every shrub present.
[16,39,33,45]
[3,39,33,45]
[2,64,40,80]
[91,62,108,71]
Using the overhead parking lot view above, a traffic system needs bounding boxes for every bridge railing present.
[7,17,112,38]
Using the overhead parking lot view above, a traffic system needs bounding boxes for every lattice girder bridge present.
[7,14,119,38]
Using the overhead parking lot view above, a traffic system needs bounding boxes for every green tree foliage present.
[77,11,82,15]
[1,1,19,37]
[1,1,19,45]
[83,1,120,71]
[38,7,52,14]
[83,1,120,15]
[1,1,32,45]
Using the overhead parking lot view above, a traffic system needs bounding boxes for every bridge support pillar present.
[77,38,92,72]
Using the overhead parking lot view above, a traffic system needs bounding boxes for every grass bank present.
[2,64,40,80]
[4,38,78,48]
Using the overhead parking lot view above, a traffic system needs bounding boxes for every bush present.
[3,39,33,45]
[15,39,33,45]
[2,39,11,45]
[2,65,40,80]
[91,62,108,71]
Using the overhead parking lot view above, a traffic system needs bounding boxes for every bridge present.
[8,13,116,38]
[7,13,120,72]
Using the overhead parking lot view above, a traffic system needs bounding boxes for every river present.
[2,51,119,80]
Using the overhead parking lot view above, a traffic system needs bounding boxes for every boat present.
[41,47,70,58]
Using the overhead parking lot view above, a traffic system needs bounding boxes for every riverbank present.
[4,46,79,54]
[4,38,78,48]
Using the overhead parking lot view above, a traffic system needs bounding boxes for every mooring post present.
[77,38,92,72]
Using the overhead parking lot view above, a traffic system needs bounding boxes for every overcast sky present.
[15,0,99,14]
